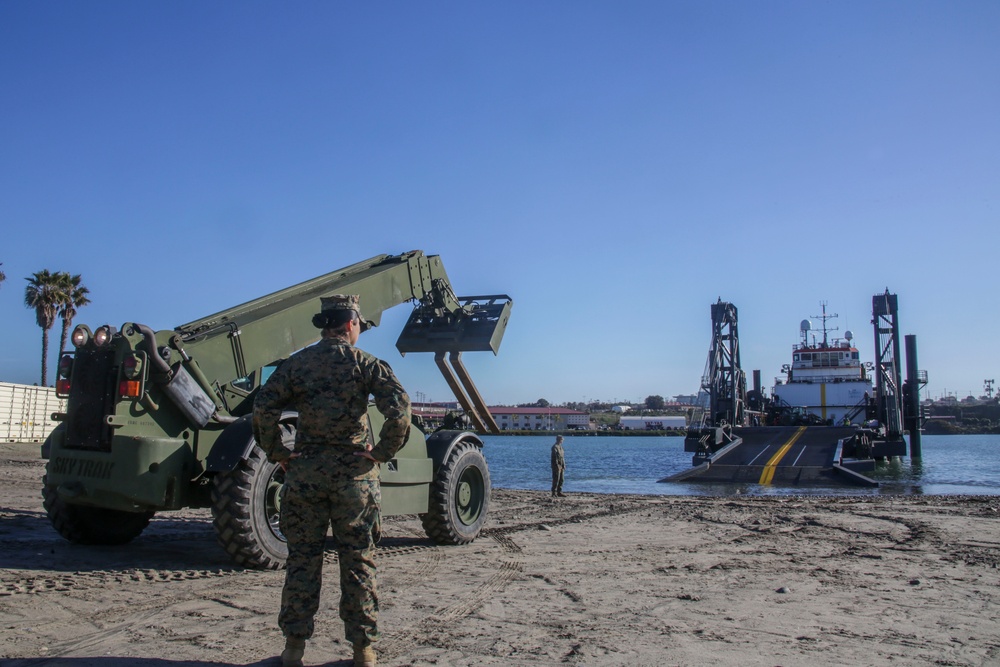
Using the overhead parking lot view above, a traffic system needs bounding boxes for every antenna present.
[986,379,995,400]
[811,301,839,347]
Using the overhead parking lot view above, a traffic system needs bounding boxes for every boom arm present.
[156,250,511,431]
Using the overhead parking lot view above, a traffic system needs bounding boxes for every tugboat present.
[770,303,872,426]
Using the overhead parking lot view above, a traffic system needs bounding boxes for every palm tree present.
[57,273,91,357]
[24,269,69,386]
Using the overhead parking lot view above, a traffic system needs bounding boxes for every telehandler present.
[42,250,512,569]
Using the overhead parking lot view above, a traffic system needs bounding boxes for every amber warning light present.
[119,380,141,398]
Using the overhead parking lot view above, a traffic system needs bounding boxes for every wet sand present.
[1,441,998,666]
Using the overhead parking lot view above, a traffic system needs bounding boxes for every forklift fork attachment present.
[396,295,512,355]
[396,294,511,434]
[434,351,500,435]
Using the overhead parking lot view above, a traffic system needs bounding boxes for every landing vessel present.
[663,292,925,488]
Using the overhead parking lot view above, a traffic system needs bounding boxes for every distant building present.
[489,407,589,431]
[611,405,631,414]
[412,402,455,430]
[619,415,686,430]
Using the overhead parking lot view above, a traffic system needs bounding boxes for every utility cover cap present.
[319,294,374,331]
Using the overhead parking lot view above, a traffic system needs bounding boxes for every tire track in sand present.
[376,529,523,660]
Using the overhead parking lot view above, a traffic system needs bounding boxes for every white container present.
[0,381,66,443]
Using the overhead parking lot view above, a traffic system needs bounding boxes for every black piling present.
[904,334,922,458]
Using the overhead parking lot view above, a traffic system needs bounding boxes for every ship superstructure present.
[771,303,872,425]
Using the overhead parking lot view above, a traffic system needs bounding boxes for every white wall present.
[0,382,65,443]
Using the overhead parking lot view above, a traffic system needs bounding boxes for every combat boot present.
[281,637,305,667]
[353,642,376,667]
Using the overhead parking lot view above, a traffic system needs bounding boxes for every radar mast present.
[811,301,839,348]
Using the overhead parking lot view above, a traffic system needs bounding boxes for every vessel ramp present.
[662,425,878,487]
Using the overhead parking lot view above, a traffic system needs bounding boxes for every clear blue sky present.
[2,2,997,405]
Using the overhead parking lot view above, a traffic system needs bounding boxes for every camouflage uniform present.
[551,437,565,496]
[253,295,411,650]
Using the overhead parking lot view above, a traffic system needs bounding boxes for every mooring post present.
[904,334,922,458]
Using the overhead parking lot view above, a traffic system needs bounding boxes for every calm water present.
[480,433,1000,497]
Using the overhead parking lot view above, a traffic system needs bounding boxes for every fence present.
[0,382,65,443]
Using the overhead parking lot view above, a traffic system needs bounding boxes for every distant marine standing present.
[551,435,566,497]
[253,294,412,667]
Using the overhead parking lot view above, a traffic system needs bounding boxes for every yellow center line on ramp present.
[759,426,807,485]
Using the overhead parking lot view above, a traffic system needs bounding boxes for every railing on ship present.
[779,373,869,385]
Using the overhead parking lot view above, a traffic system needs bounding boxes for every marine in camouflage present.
[551,436,565,496]
[252,296,411,649]
[279,454,381,643]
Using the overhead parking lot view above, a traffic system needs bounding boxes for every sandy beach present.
[1,440,998,667]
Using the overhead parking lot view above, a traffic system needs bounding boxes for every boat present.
[770,302,872,426]
[666,294,914,488]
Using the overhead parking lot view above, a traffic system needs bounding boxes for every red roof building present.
[487,406,589,431]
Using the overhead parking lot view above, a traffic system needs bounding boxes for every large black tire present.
[42,474,154,545]
[421,439,491,544]
[211,444,288,569]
